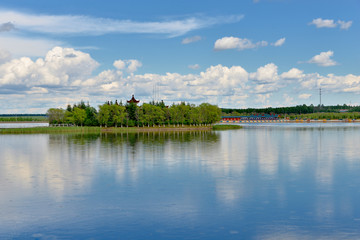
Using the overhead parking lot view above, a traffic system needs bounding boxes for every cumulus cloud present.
[113,59,142,73]
[299,93,311,99]
[310,18,352,30]
[214,36,267,51]
[299,73,360,93]
[0,10,244,37]
[308,51,337,67]
[249,63,282,94]
[188,64,200,70]
[0,47,98,88]
[182,36,202,44]
[281,68,304,80]
[272,37,286,47]
[250,63,279,84]
[113,60,126,70]
[127,60,142,73]
[2,47,360,112]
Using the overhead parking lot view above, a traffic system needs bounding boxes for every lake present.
[1,123,360,239]
[0,122,49,128]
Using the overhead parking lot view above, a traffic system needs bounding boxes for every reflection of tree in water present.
[98,131,221,168]
[49,131,220,147]
[99,131,219,146]
[49,133,100,146]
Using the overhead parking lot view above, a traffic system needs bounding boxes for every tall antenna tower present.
[319,87,322,108]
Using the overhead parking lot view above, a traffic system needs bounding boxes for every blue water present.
[1,123,360,239]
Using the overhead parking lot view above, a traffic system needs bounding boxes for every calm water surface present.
[0,123,49,128]
[1,123,360,239]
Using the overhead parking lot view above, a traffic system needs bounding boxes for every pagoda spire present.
[127,95,140,104]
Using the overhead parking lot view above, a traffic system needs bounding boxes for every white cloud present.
[113,59,142,73]
[182,36,202,44]
[188,64,200,70]
[281,68,304,80]
[127,60,142,73]
[214,36,267,51]
[2,47,360,112]
[272,37,285,47]
[300,73,360,93]
[250,63,279,83]
[0,46,98,87]
[249,63,282,94]
[113,60,126,70]
[308,51,337,67]
[337,20,352,30]
[310,18,337,28]
[310,18,352,30]
[299,93,311,99]
[0,10,244,37]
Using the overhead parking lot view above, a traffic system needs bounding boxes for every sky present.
[0,0,359,113]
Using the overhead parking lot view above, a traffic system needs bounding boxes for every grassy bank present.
[0,116,48,122]
[212,124,242,130]
[0,125,213,134]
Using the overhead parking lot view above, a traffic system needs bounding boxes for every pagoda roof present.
[127,95,140,104]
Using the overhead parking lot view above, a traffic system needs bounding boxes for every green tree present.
[84,106,98,126]
[46,108,66,124]
[98,104,111,127]
[140,103,165,126]
[73,107,86,126]
[199,103,221,124]
[126,102,138,122]
[110,104,127,127]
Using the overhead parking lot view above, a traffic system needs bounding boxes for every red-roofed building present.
[127,95,140,104]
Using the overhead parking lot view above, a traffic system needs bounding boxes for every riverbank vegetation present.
[212,125,242,130]
[46,100,221,127]
[0,125,213,134]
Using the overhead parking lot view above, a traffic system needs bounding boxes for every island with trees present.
[46,96,222,131]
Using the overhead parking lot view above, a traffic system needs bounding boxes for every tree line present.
[222,104,360,116]
[47,100,221,127]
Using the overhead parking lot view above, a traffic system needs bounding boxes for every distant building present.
[221,114,281,123]
[339,109,348,113]
[127,95,140,104]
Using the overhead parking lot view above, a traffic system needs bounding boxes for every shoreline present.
[0,125,213,134]
[0,121,48,123]
[220,119,360,124]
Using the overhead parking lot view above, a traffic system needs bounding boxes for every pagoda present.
[127,95,140,104]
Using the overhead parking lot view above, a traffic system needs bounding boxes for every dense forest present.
[0,114,47,122]
[221,104,360,116]
[47,100,222,127]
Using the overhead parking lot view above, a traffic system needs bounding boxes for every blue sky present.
[0,0,359,113]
